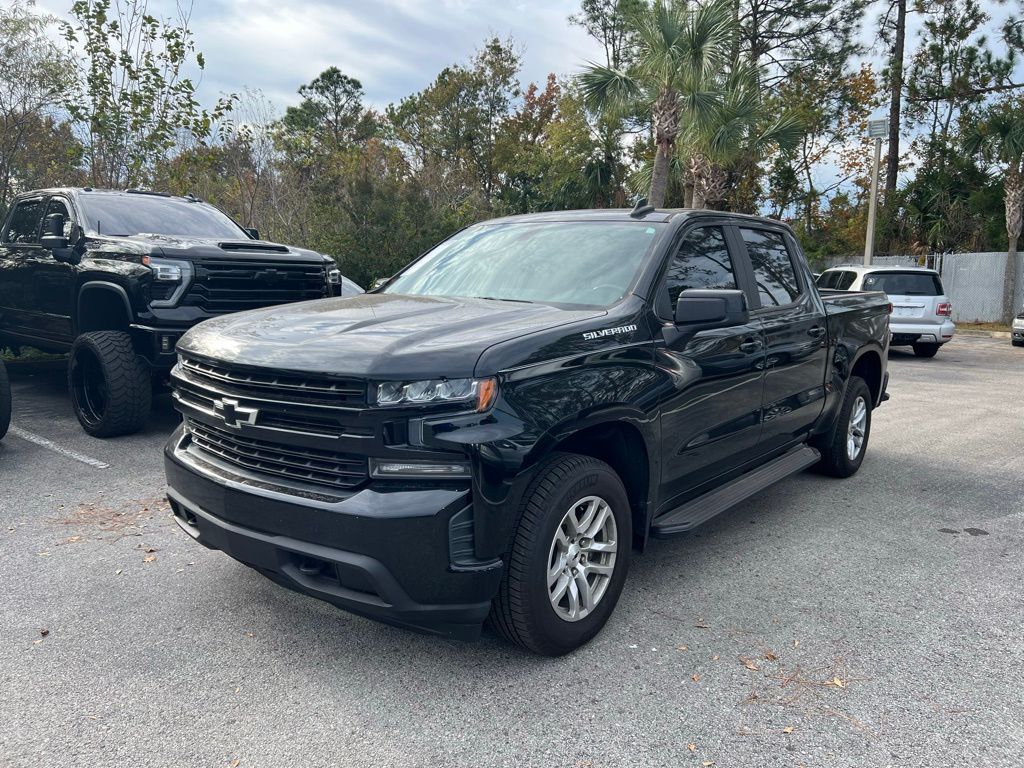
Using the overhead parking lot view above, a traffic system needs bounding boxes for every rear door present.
[656,223,766,507]
[0,196,46,339]
[738,226,829,454]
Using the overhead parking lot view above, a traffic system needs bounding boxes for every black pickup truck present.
[164,206,890,655]
[0,188,361,437]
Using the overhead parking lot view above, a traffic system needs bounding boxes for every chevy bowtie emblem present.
[213,397,259,428]
[256,268,286,283]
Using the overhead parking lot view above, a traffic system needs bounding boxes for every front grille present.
[182,260,326,314]
[186,418,368,490]
[180,355,366,407]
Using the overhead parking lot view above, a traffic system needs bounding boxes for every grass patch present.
[1,346,67,362]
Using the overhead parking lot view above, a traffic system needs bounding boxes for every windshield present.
[76,195,247,239]
[383,221,664,307]
[863,271,943,296]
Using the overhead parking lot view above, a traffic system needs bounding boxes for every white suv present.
[817,266,955,358]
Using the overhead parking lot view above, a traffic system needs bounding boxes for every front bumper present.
[889,319,955,346]
[164,427,503,639]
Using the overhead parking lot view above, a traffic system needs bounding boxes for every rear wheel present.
[814,376,872,478]
[912,342,940,358]
[0,360,10,440]
[69,331,152,438]
[489,453,631,656]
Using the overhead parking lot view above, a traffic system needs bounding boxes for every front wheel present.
[489,453,632,656]
[69,331,152,438]
[0,360,10,440]
[912,342,941,358]
[814,376,872,478]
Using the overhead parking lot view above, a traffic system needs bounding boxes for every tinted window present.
[836,271,857,290]
[76,194,246,238]
[664,226,736,306]
[385,221,664,308]
[819,270,856,290]
[862,271,943,296]
[741,228,799,306]
[816,271,838,289]
[4,199,45,244]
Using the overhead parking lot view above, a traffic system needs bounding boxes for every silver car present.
[817,266,955,358]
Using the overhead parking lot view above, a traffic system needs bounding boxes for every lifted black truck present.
[164,205,891,655]
[0,188,361,437]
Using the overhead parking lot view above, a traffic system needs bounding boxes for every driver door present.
[28,196,76,343]
[655,224,766,510]
[0,196,46,339]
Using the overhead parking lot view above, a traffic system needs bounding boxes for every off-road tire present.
[814,375,872,478]
[69,331,151,438]
[912,342,940,358]
[489,453,632,656]
[0,360,10,440]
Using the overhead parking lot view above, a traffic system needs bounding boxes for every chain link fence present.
[822,252,1024,323]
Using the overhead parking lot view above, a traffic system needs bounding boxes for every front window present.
[384,221,665,308]
[76,194,247,239]
[3,198,45,244]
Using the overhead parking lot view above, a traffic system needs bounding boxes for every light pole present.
[864,118,888,266]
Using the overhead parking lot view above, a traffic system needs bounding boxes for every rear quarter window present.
[862,271,943,296]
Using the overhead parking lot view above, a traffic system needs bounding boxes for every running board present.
[650,445,821,538]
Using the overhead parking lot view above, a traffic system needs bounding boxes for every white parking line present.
[8,425,110,469]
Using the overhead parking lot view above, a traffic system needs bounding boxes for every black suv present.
[0,188,360,437]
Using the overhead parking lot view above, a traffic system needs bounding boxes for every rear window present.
[817,270,856,290]
[862,271,943,296]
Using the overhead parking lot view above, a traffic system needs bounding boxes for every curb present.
[955,329,1011,339]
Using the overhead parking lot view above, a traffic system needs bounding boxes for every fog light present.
[160,334,177,353]
[370,459,471,479]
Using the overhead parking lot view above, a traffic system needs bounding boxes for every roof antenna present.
[630,197,655,218]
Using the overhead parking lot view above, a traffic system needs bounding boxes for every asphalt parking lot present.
[1,334,1021,767]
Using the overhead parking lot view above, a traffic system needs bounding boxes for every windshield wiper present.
[473,296,535,304]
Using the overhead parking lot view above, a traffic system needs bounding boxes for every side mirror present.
[40,213,81,264]
[675,289,748,328]
[40,212,68,251]
[245,227,260,240]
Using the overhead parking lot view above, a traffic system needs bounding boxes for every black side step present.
[650,445,821,538]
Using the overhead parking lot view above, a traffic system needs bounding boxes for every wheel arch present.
[77,281,133,335]
[849,347,884,406]
[537,414,657,549]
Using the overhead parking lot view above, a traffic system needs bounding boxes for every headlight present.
[143,256,192,307]
[376,377,497,411]
[327,267,341,285]
[145,256,188,282]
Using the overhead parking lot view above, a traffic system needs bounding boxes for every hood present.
[177,293,606,379]
[119,234,325,263]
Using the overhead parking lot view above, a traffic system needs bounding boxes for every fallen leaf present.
[115,569,122,575]
[230,760,241,768]
[676,644,688,652]
[687,743,696,752]
[142,546,158,553]
[40,629,49,637]
[695,620,710,629]
[764,650,778,661]
[782,726,794,734]
[712,655,719,661]
[793,640,800,648]
[702,762,714,767]
[32,639,42,645]
[827,677,847,688]
[143,554,156,563]
[739,656,760,672]
[691,673,701,682]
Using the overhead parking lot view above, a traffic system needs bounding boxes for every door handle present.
[807,326,826,339]
[739,338,762,353]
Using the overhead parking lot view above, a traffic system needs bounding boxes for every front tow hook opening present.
[170,499,201,538]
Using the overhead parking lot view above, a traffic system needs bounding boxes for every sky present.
[35,0,607,111]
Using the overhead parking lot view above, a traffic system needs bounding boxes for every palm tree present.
[965,100,1024,323]
[579,0,734,207]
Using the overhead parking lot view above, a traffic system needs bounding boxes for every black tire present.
[1012,339,1024,348]
[489,453,632,656]
[68,331,152,438]
[0,359,10,440]
[912,342,940,358]
[813,376,872,478]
